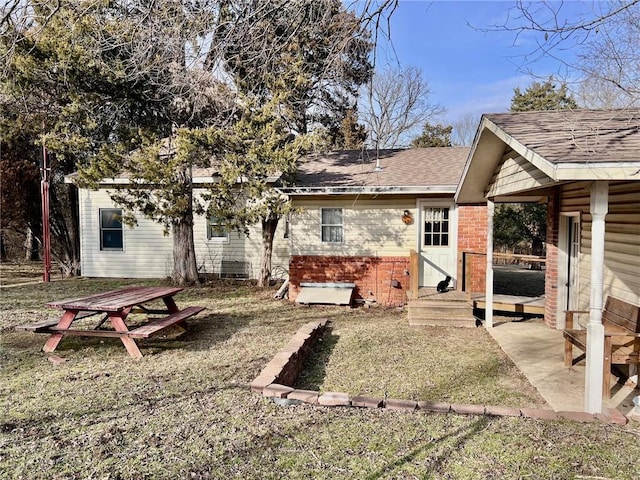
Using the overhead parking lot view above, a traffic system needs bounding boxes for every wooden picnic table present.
[16,286,205,359]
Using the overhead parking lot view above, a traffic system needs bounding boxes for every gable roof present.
[456,108,640,204]
[485,109,640,164]
[288,147,470,195]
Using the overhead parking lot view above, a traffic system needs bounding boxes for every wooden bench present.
[564,296,640,398]
[15,311,103,332]
[128,306,205,338]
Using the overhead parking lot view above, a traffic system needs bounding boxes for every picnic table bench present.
[564,296,640,398]
[16,286,205,359]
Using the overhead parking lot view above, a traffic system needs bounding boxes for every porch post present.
[584,181,608,414]
[485,199,495,328]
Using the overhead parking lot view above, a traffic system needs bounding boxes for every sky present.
[374,0,587,125]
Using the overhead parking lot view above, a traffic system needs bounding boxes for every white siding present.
[192,216,289,279]
[560,181,640,308]
[290,198,417,256]
[79,189,173,278]
[487,153,553,197]
[79,188,289,279]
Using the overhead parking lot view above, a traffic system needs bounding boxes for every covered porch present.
[488,318,638,415]
[455,108,640,414]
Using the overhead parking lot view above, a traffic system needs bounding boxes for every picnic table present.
[16,286,205,359]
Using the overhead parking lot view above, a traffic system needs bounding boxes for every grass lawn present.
[1,267,640,479]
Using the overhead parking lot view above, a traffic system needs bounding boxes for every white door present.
[558,213,581,327]
[419,204,457,287]
[566,216,581,311]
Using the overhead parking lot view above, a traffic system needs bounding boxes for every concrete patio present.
[487,317,639,416]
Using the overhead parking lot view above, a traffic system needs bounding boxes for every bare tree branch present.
[477,1,640,105]
[360,66,442,149]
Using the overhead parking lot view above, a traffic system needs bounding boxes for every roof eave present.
[284,185,458,196]
[555,162,640,181]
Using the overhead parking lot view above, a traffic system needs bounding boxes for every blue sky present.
[374,0,585,124]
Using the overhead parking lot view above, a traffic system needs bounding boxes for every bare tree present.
[486,0,640,104]
[575,76,633,109]
[360,66,442,149]
[451,112,480,147]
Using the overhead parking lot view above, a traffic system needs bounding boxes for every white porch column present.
[485,199,495,328]
[585,181,609,414]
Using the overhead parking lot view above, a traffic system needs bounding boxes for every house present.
[73,147,487,306]
[282,147,487,307]
[72,168,290,281]
[455,108,640,413]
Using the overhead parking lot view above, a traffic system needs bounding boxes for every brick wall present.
[289,255,410,307]
[544,189,560,328]
[457,205,487,293]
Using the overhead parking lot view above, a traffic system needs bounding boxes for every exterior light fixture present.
[402,210,413,225]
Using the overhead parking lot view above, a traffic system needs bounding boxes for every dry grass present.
[295,317,546,408]
[1,267,640,479]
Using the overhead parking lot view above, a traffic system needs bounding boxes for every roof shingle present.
[485,108,640,164]
[294,147,471,188]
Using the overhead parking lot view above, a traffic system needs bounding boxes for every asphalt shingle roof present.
[294,147,471,188]
[485,108,640,164]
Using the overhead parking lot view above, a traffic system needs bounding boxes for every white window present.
[321,208,343,243]
[100,208,123,251]
[423,207,449,246]
[207,217,229,242]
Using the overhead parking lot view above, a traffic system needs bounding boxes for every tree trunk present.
[171,166,200,286]
[531,237,544,270]
[0,230,6,262]
[258,213,279,287]
[24,227,39,261]
[172,218,200,285]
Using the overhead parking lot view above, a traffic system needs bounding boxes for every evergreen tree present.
[511,79,578,112]
[411,122,453,148]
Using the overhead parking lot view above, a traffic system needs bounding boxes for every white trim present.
[416,199,457,288]
[206,217,230,243]
[285,186,457,196]
[99,208,125,252]
[485,200,495,328]
[320,207,344,244]
[484,120,558,179]
[584,181,609,414]
[485,119,640,182]
[557,212,582,330]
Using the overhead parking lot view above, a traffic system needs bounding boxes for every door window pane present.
[424,207,449,247]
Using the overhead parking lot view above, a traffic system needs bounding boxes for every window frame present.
[206,216,229,243]
[99,208,124,251]
[321,207,344,243]
[423,207,450,247]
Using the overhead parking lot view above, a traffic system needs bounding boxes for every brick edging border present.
[250,319,628,426]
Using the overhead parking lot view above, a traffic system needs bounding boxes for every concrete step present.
[407,298,477,328]
[409,299,473,308]
[408,316,478,328]
[407,304,473,315]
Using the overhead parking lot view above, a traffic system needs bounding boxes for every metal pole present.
[41,135,51,282]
